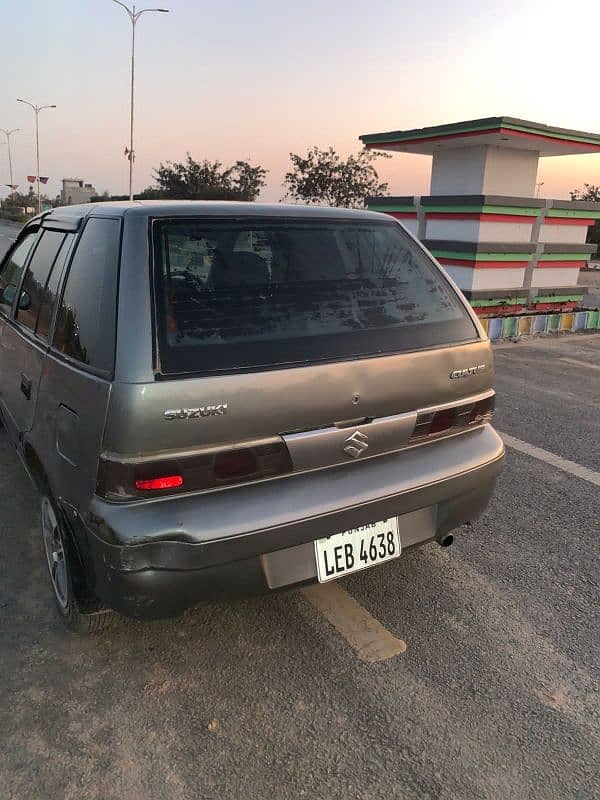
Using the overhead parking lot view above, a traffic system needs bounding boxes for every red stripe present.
[543,217,595,226]
[536,260,586,269]
[365,126,600,151]
[474,304,525,316]
[385,211,417,220]
[438,258,529,269]
[498,127,600,151]
[427,212,535,223]
[533,301,579,312]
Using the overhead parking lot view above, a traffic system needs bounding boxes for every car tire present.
[40,495,113,634]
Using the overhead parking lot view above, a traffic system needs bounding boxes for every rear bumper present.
[82,425,504,618]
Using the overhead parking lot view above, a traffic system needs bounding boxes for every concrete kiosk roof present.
[360,116,600,157]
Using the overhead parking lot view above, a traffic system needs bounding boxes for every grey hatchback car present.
[0,201,503,631]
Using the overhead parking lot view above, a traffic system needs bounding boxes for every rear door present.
[1,230,77,445]
[32,216,122,507]
[0,227,42,441]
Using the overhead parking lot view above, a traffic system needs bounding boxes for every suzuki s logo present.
[164,404,228,420]
[343,430,369,459]
[449,364,487,380]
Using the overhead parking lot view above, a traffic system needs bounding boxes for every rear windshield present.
[153,216,477,375]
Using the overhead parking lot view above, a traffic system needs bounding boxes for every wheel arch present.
[23,440,99,607]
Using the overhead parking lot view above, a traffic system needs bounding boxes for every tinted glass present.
[54,218,121,374]
[36,233,75,340]
[17,230,66,331]
[0,232,39,316]
[154,217,476,374]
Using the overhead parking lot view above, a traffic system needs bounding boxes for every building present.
[360,117,600,316]
[61,178,97,206]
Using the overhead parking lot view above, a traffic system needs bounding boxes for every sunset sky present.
[2,0,600,202]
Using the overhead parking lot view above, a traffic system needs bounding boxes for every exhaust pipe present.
[438,533,454,548]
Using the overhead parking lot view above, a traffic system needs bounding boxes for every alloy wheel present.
[41,498,70,610]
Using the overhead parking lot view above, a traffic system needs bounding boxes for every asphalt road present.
[0,219,21,245]
[1,219,599,799]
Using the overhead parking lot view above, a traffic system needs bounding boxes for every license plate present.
[314,518,401,582]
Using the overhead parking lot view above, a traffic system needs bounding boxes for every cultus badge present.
[450,365,486,380]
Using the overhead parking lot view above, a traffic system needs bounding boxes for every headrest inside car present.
[209,252,270,288]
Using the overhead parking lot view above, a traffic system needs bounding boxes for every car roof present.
[39,200,390,225]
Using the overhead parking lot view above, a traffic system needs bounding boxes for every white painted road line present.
[500,432,600,488]
[301,582,407,662]
[559,357,600,373]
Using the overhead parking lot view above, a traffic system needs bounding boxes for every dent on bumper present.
[86,425,504,575]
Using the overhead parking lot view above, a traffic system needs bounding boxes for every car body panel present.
[29,352,112,508]
[89,423,503,551]
[84,424,503,618]
[0,322,46,445]
[103,340,494,456]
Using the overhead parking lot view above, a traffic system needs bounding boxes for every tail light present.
[97,439,292,502]
[468,395,495,424]
[214,449,258,481]
[428,408,457,435]
[411,392,495,442]
[135,475,184,491]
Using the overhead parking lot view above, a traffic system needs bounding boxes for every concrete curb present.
[481,309,600,340]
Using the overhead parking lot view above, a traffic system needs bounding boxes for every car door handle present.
[20,374,32,400]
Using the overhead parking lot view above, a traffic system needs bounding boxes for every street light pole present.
[16,99,56,214]
[112,1,169,201]
[1,128,19,195]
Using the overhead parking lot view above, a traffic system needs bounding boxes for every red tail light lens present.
[135,475,183,491]
[428,408,457,435]
[468,395,496,424]
[214,449,257,481]
[411,393,495,442]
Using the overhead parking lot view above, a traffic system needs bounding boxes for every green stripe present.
[539,253,591,261]
[470,297,527,307]
[423,204,538,216]
[533,294,583,303]
[435,250,591,262]
[432,250,532,261]
[366,204,416,212]
[546,208,600,219]
[368,202,600,219]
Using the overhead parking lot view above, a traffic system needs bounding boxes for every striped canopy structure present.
[361,117,600,316]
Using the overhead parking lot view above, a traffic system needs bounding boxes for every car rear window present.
[153,216,477,375]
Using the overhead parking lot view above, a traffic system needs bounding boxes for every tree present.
[570,183,600,202]
[570,183,600,250]
[1,187,55,219]
[152,154,267,201]
[3,187,38,209]
[283,146,390,208]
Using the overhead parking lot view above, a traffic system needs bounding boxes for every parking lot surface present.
[1,221,599,799]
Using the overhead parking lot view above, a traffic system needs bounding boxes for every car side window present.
[35,233,76,341]
[16,230,66,332]
[0,231,39,317]
[53,217,121,375]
